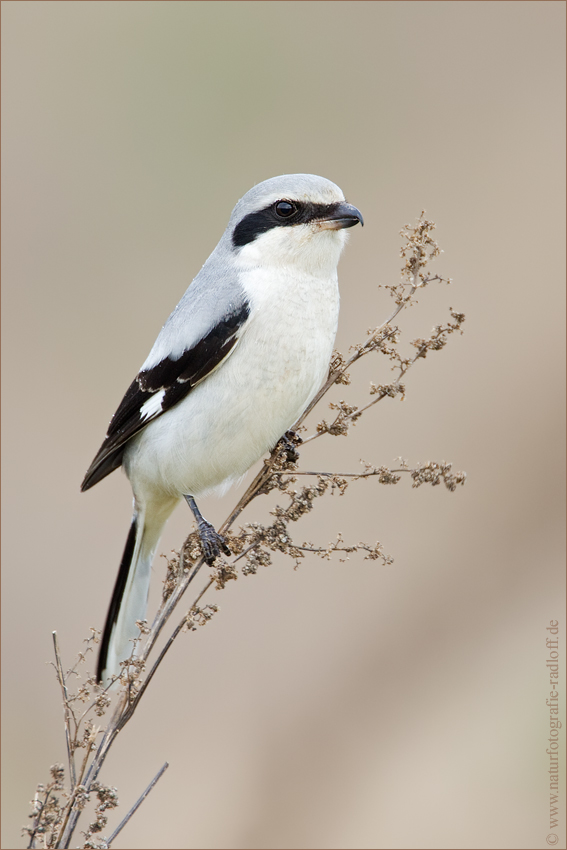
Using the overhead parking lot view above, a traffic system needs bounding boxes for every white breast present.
[124,264,339,502]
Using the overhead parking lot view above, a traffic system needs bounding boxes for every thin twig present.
[118,577,215,729]
[294,323,405,431]
[107,762,169,847]
[57,694,128,848]
[52,632,77,790]
[295,544,378,555]
[287,469,411,477]
[27,788,53,849]
[58,575,216,845]
[302,335,430,445]
[139,550,207,667]
[219,453,281,534]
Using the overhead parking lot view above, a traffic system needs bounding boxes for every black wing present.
[81,302,250,491]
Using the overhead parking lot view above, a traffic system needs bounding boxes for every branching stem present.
[30,212,464,850]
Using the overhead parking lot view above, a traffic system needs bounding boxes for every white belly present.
[124,267,339,502]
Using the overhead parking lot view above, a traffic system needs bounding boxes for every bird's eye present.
[275,200,297,218]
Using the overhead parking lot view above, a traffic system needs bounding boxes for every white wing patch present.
[140,389,166,421]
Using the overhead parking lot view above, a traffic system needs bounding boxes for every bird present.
[81,173,363,684]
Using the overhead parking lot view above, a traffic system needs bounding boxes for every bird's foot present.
[277,430,303,464]
[197,521,231,565]
[184,495,231,564]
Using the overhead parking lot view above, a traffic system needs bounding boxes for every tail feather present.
[97,504,171,684]
[97,517,138,682]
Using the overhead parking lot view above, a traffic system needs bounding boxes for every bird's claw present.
[278,430,302,464]
[197,521,231,564]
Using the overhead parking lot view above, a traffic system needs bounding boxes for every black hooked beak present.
[316,202,364,231]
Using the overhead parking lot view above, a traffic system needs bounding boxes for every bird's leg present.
[184,495,231,564]
[276,429,303,463]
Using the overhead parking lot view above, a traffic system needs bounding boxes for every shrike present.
[82,174,363,683]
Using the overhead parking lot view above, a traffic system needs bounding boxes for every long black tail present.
[97,517,138,683]
[96,496,179,683]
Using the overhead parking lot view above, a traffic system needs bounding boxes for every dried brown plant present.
[24,213,466,849]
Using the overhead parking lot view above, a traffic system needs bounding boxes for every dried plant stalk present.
[24,213,466,849]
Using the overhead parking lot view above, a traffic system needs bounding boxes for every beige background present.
[2,2,565,848]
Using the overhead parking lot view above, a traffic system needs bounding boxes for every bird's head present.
[227,174,363,277]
